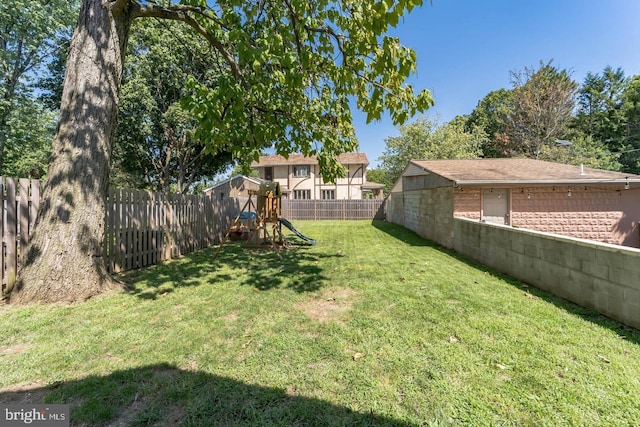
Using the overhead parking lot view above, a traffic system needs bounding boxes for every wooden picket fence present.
[104,188,240,273]
[1,178,242,295]
[282,199,385,220]
[0,177,40,295]
[1,176,386,295]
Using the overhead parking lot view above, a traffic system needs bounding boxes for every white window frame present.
[294,190,311,199]
[293,165,309,177]
[321,189,335,200]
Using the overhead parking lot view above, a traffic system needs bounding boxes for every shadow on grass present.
[0,363,420,426]
[119,239,335,299]
[372,220,640,344]
[371,220,432,247]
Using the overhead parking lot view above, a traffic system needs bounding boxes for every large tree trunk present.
[10,0,132,304]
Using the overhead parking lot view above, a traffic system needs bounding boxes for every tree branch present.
[130,3,246,88]
[110,0,131,17]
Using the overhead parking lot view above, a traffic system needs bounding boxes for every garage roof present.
[409,158,640,185]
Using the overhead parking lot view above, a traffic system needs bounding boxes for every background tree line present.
[371,61,640,193]
[2,2,234,194]
[3,4,639,197]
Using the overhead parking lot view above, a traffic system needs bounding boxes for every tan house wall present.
[205,177,261,199]
[260,163,366,199]
[272,165,293,194]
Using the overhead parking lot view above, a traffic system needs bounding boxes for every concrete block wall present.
[402,191,421,234]
[385,191,404,225]
[388,188,454,247]
[452,217,640,330]
[387,183,640,329]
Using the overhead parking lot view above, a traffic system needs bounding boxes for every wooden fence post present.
[4,178,17,293]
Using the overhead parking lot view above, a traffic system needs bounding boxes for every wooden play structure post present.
[213,182,285,258]
[245,184,283,248]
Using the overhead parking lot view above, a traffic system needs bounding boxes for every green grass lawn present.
[1,220,639,426]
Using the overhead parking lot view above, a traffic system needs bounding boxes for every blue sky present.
[354,0,640,167]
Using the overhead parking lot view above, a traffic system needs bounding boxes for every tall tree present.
[379,116,484,189]
[536,134,621,171]
[363,167,388,188]
[620,75,640,173]
[501,61,578,158]
[2,98,56,178]
[11,0,432,304]
[113,19,232,193]
[572,67,639,172]
[0,0,78,172]
[574,66,629,150]
[465,88,512,157]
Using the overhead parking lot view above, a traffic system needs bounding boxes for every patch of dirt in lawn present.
[1,343,33,356]
[0,381,47,405]
[220,311,240,322]
[297,288,358,323]
[152,405,186,427]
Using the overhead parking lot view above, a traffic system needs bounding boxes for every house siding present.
[257,161,367,200]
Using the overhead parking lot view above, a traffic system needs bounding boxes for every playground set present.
[213,182,315,258]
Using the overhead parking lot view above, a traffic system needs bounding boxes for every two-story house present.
[251,153,384,199]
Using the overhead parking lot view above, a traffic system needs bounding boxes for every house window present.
[264,167,273,181]
[321,190,335,200]
[220,192,225,200]
[294,190,311,199]
[293,165,309,177]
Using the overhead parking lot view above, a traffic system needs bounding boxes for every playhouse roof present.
[204,175,264,192]
[407,158,640,186]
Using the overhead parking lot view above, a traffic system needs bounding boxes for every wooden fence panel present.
[281,199,384,220]
[4,178,17,293]
[0,176,384,295]
[1,178,40,295]
[1,179,4,293]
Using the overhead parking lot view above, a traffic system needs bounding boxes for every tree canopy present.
[9,0,432,304]
[0,0,78,173]
[500,61,578,158]
[178,0,433,182]
[113,18,233,192]
[459,61,634,171]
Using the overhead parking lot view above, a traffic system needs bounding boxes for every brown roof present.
[252,152,369,167]
[409,158,640,185]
